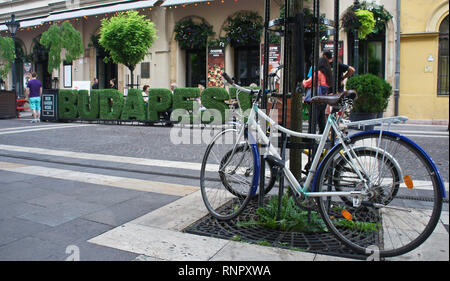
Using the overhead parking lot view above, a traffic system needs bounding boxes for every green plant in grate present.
[99,89,124,120]
[78,90,99,119]
[121,88,146,121]
[148,88,173,121]
[237,194,328,233]
[58,90,78,119]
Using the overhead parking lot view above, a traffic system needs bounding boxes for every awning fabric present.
[44,0,159,23]
[161,0,214,7]
[1,0,158,31]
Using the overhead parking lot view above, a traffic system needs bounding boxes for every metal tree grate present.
[184,198,373,260]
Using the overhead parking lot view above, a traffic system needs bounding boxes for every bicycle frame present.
[223,96,369,201]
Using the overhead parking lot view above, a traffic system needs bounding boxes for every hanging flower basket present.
[342,1,392,39]
[174,18,214,50]
[224,11,263,47]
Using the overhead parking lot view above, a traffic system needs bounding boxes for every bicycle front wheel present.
[315,131,444,257]
[200,128,257,220]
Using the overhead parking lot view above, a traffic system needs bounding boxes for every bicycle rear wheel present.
[200,128,257,220]
[315,131,445,257]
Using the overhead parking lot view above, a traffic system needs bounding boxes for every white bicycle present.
[199,73,445,257]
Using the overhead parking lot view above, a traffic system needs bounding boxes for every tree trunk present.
[289,0,304,181]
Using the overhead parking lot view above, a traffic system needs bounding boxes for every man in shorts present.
[26,72,42,123]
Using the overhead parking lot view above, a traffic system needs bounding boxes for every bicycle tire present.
[332,147,401,206]
[220,144,277,198]
[314,131,444,257]
[200,128,257,220]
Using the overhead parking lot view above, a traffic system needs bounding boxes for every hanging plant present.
[354,9,376,39]
[360,2,393,34]
[207,37,228,48]
[342,1,392,37]
[224,11,263,47]
[174,18,214,50]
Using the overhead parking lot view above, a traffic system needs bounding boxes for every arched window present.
[437,15,449,96]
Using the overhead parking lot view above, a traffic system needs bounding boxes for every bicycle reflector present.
[403,175,414,189]
[341,209,353,221]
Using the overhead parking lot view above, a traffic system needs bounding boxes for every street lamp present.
[5,14,20,95]
[353,0,360,75]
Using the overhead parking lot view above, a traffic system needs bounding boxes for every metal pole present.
[394,0,401,116]
[11,33,16,95]
[259,0,271,208]
[333,0,339,94]
[353,0,360,75]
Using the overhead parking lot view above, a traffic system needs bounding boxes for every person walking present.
[92,77,99,89]
[26,72,42,123]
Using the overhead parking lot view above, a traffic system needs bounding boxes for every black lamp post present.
[5,14,20,95]
[353,0,360,75]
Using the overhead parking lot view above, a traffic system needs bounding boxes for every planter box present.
[0,91,17,119]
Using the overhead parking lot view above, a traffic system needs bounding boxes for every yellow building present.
[399,0,449,123]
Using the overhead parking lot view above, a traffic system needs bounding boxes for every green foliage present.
[40,21,84,73]
[346,74,392,113]
[224,11,263,47]
[58,90,78,119]
[174,18,214,50]
[148,88,173,121]
[172,88,200,123]
[341,9,361,33]
[78,90,99,119]
[99,89,124,120]
[357,1,393,34]
[0,36,15,79]
[99,11,157,72]
[355,9,376,39]
[200,87,229,124]
[237,194,328,233]
[121,88,146,121]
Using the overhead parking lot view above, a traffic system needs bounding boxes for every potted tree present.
[346,73,392,129]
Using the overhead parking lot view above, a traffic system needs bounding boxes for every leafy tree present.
[0,36,15,80]
[99,10,158,88]
[40,21,84,73]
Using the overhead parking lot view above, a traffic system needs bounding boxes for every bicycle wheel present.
[200,128,258,220]
[315,131,444,257]
[333,147,401,206]
[220,144,277,198]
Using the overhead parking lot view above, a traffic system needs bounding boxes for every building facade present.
[1,0,448,122]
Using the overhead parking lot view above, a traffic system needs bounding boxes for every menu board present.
[207,47,225,88]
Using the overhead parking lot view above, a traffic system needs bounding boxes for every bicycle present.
[199,72,446,257]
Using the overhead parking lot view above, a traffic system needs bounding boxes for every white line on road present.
[0,124,95,135]
[0,161,198,196]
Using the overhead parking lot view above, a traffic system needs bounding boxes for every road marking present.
[0,124,95,135]
[0,144,218,172]
[0,161,198,196]
[0,123,85,132]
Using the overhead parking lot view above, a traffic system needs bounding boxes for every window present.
[348,30,386,79]
[438,15,449,96]
[186,49,206,87]
[141,62,150,79]
[234,46,260,86]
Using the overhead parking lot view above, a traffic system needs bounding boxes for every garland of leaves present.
[224,11,263,47]
[174,18,214,50]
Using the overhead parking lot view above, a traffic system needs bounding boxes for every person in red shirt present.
[302,57,333,133]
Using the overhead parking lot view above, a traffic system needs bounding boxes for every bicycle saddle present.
[310,90,357,106]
